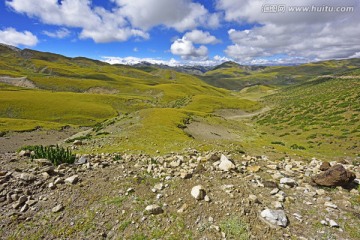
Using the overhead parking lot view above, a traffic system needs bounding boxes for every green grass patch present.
[220,216,250,240]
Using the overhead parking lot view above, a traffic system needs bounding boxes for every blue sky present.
[1,0,359,65]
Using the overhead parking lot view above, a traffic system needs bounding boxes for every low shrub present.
[24,145,75,165]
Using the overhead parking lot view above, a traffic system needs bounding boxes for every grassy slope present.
[199,60,360,90]
[253,77,360,158]
[0,46,260,153]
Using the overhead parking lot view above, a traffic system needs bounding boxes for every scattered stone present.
[324,202,338,209]
[180,172,192,179]
[177,203,188,213]
[260,209,288,228]
[248,194,260,204]
[280,178,297,187]
[320,162,331,171]
[270,188,280,195]
[126,188,135,195]
[48,183,56,189]
[267,164,278,170]
[316,189,326,196]
[329,219,339,228]
[204,195,211,202]
[19,173,36,182]
[320,220,328,226]
[73,140,83,146]
[170,159,182,168]
[264,181,278,188]
[247,165,261,173]
[52,204,64,213]
[191,185,206,200]
[20,204,29,213]
[34,159,52,166]
[65,175,79,184]
[152,183,164,193]
[218,155,236,172]
[75,156,88,165]
[26,199,37,206]
[18,195,27,205]
[312,164,356,187]
[18,150,30,157]
[144,204,163,215]
[54,178,64,185]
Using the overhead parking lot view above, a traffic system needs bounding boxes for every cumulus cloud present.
[114,0,220,31]
[217,0,360,62]
[0,27,38,47]
[6,0,219,43]
[6,0,148,43]
[43,28,70,39]
[170,38,208,60]
[170,30,220,59]
[184,30,220,44]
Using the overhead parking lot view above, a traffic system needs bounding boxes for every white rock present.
[191,185,206,200]
[267,165,278,170]
[320,220,328,225]
[65,175,79,184]
[19,173,36,182]
[249,194,260,204]
[218,155,236,172]
[329,220,339,228]
[280,178,297,187]
[144,204,163,215]
[52,204,64,213]
[260,209,288,227]
[324,202,338,209]
[54,177,64,185]
[204,195,211,202]
[316,189,326,195]
[48,183,56,189]
[270,188,280,195]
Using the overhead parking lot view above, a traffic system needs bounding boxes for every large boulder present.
[312,164,356,187]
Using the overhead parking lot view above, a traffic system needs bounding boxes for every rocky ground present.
[0,149,359,240]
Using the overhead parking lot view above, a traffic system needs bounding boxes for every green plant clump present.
[29,145,75,165]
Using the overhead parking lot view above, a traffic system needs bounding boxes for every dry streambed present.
[0,150,359,239]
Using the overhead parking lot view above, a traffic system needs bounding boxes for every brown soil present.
[0,128,80,153]
[0,76,37,89]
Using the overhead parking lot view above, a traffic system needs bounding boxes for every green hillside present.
[199,60,360,90]
[0,45,260,153]
[254,76,360,158]
[1,44,359,157]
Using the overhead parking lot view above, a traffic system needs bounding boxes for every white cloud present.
[184,30,220,44]
[217,0,360,62]
[43,28,70,39]
[6,0,147,43]
[102,56,180,66]
[6,0,219,43]
[0,27,38,47]
[170,38,208,60]
[102,55,230,66]
[114,0,220,32]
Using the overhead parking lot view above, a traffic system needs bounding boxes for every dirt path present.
[0,76,37,89]
[215,106,271,120]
